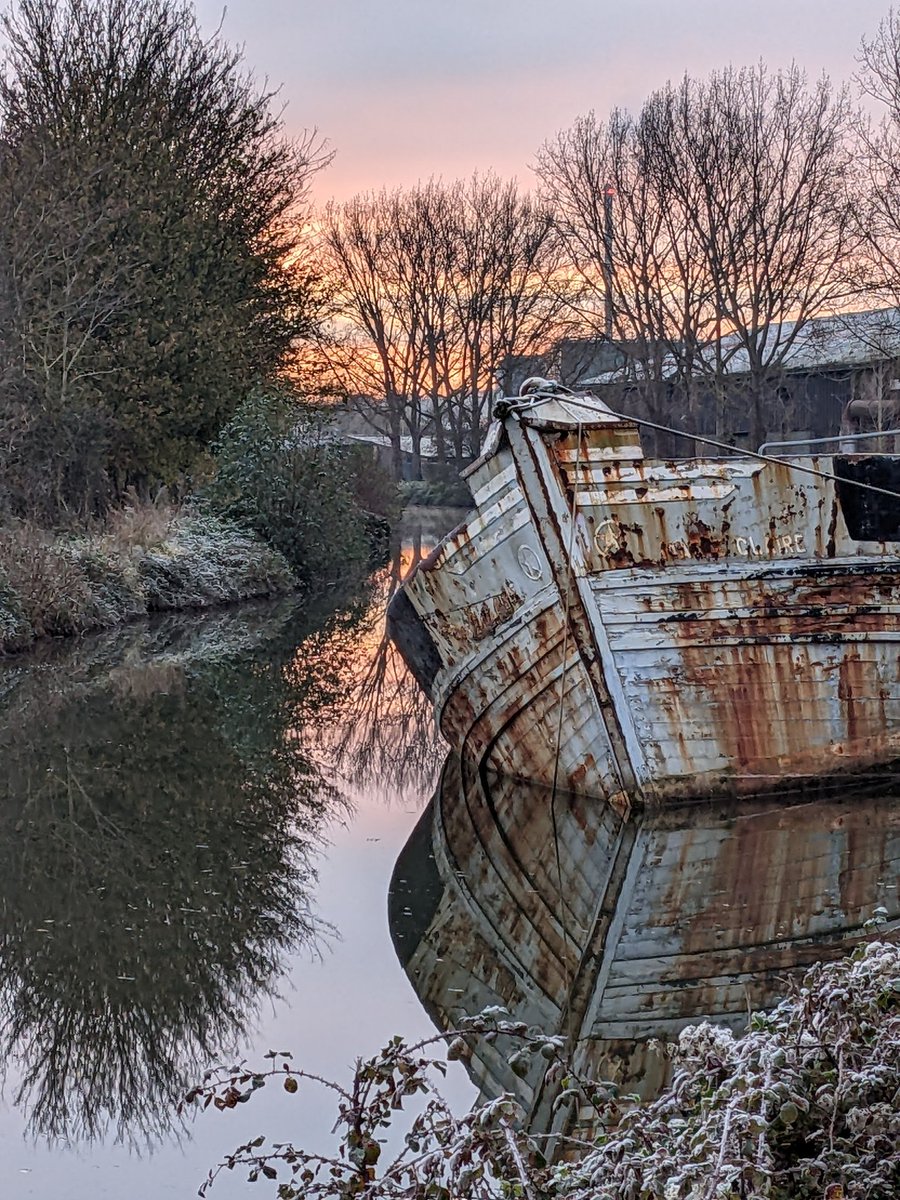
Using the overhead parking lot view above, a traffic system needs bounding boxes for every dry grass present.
[0,505,297,654]
[100,494,180,552]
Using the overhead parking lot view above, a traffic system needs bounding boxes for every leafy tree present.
[203,388,373,589]
[0,0,327,519]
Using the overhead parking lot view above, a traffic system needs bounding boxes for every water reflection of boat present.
[313,526,451,800]
[389,755,900,1132]
[388,382,900,808]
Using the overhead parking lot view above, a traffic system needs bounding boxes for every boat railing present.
[758,429,900,456]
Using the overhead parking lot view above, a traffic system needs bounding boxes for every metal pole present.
[602,184,615,342]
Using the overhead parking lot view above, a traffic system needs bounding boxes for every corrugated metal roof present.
[581,306,900,387]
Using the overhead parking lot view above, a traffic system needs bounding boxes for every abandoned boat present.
[388,381,900,811]
[389,752,900,1135]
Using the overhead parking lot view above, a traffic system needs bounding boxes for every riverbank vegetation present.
[0,391,397,652]
[0,0,395,654]
[192,936,899,1199]
[0,508,297,654]
[0,413,393,655]
[203,391,396,590]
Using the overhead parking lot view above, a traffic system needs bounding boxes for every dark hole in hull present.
[834,455,900,541]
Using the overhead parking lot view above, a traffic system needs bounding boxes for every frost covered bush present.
[0,566,31,649]
[75,546,147,625]
[191,938,900,1200]
[549,936,900,1200]
[137,513,296,610]
[0,511,296,653]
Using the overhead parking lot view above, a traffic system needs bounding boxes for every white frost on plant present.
[546,938,900,1200]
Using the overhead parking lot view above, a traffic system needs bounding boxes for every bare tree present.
[857,10,900,309]
[658,65,860,446]
[318,176,568,480]
[448,174,568,460]
[537,110,713,453]
[538,64,861,450]
[318,189,427,479]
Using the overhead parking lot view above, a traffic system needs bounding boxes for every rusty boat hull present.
[389,753,900,1133]
[388,389,900,809]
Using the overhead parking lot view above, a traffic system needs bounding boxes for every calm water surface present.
[2,506,898,1197]
[0,513,474,1199]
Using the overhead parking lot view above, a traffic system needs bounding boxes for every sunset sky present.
[194,0,897,202]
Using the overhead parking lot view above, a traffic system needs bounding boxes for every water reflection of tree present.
[315,530,445,799]
[0,595,367,1146]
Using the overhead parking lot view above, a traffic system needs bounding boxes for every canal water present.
[1,507,898,1197]
[0,512,474,1199]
